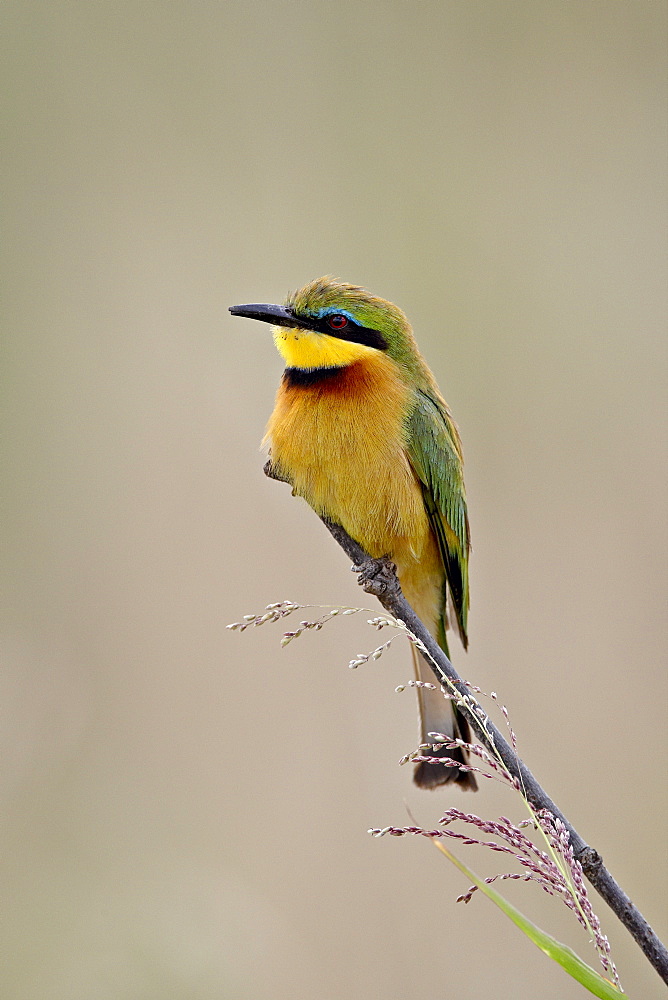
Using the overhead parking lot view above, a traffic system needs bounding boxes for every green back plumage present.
[406,389,470,647]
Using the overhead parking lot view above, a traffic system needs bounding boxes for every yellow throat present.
[273,326,377,369]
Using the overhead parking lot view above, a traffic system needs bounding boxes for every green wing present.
[406,389,470,647]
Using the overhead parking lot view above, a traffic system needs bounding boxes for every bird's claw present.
[352,555,400,598]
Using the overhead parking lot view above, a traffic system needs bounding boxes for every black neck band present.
[283,366,346,387]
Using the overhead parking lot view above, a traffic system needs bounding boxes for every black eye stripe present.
[285,311,387,351]
[323,320,388,351]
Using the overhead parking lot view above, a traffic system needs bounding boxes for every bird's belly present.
[264,358,439,587]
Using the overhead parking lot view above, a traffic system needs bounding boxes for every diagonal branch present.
[321,518,668,984]
[263,457,666,985]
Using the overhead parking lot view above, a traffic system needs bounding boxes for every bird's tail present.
[410,643,477,790]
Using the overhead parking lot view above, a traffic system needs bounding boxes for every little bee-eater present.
[230,277,475,790]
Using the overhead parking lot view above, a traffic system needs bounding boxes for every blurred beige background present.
[2,3,666,998]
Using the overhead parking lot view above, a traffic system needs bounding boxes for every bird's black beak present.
[229,303,300,330]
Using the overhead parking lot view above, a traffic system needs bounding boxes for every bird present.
[229,277,476,790]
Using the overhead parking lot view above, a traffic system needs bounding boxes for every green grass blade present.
[433,840,627,999]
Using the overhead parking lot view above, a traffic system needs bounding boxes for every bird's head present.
[230,276,421,375]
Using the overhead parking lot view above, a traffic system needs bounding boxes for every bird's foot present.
[352,555,401,599]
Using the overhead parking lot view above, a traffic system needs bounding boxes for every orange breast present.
[264,355,444,630]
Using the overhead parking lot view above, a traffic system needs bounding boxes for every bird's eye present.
[326,313,349,330]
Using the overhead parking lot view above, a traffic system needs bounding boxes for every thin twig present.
[263,459,666,985]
